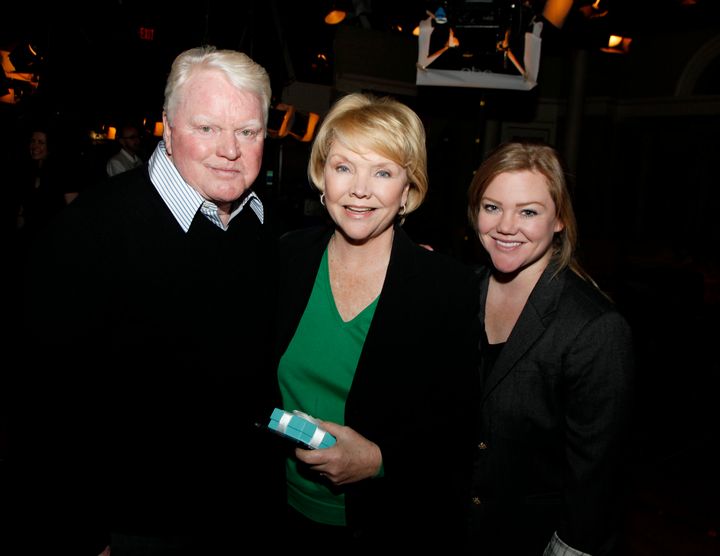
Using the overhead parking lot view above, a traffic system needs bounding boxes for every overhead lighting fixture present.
[434,7,448,25]
[325,1,352,25]
[325,9,346,24]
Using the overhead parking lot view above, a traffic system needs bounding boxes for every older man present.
[11,46,282,556]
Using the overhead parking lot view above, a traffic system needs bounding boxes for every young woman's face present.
[323,140,409,245]
[476,170,564,276]
[29,132,48,162]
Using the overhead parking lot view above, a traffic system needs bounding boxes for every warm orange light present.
[602,36,632,54]
[289,112,320,143]
[153,122,164,137]
[267,104,295,139]
[325,10,346,25]
[543,0,574,29]
[413,26,420,37]
[107,126,117,140]
[0,89,16,104]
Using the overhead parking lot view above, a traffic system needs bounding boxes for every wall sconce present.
[268,103,319,143]
[153,122,164,137]
[601,35,632,54]
[0,67,12,100]
[0,48,40,104]
[267,103,295,138]
[288,111,320,143]
[579,0,609,19]
[107,126,117,140]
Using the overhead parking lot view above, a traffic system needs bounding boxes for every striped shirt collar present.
[148,141,264,232]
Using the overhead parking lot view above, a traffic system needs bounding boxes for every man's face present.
[163,69,265,210]
[119,128,141,156]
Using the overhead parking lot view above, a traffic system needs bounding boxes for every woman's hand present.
[294,421,382,486]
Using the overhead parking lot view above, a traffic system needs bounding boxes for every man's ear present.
[162,112,171,154]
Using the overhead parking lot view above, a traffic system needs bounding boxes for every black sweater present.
[9,166,282,552]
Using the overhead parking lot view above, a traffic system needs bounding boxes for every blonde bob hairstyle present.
[468,141,582,277]
[308,92,429,219]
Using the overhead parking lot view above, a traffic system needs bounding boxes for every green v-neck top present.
[278,247,378,526]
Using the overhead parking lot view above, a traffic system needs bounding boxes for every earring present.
[320,193,325,206]
[398,204,406,217]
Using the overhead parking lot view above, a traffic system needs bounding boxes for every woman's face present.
[323,140,409,245]
[29,132,48,162]
[476,170,564,276]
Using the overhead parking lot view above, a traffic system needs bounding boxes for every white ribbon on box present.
[416,16,543,91]
[270,408,335,449]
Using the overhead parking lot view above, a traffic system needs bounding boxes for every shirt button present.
[478,441,488,450]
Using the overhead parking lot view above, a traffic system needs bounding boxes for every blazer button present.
[472,496,482,505]
[478,441,488,450]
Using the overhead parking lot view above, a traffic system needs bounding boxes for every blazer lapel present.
[277,227,333,353]
[349,226,419,396]
[372,226,421,313]
[481,265,565,403]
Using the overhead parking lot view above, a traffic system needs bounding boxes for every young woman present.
[466,141,634,556]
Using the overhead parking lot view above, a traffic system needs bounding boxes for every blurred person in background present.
[106,122,144,177]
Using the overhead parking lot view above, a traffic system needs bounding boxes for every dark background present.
[1,2,719,553]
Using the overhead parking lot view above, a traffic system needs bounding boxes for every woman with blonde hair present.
[274,92,480,552]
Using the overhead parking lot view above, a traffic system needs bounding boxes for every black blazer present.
[274,224,481,550]
[470,264,635,555]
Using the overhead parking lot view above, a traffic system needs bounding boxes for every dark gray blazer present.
[470,263,635,555]
[274,224,481,550]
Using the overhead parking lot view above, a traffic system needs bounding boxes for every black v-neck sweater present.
[13,167,283,545]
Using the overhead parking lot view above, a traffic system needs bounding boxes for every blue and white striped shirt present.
[148,141,264,232]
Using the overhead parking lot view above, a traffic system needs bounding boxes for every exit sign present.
[139,27,155,41]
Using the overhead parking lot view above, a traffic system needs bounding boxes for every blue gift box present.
[268,408,336,449]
